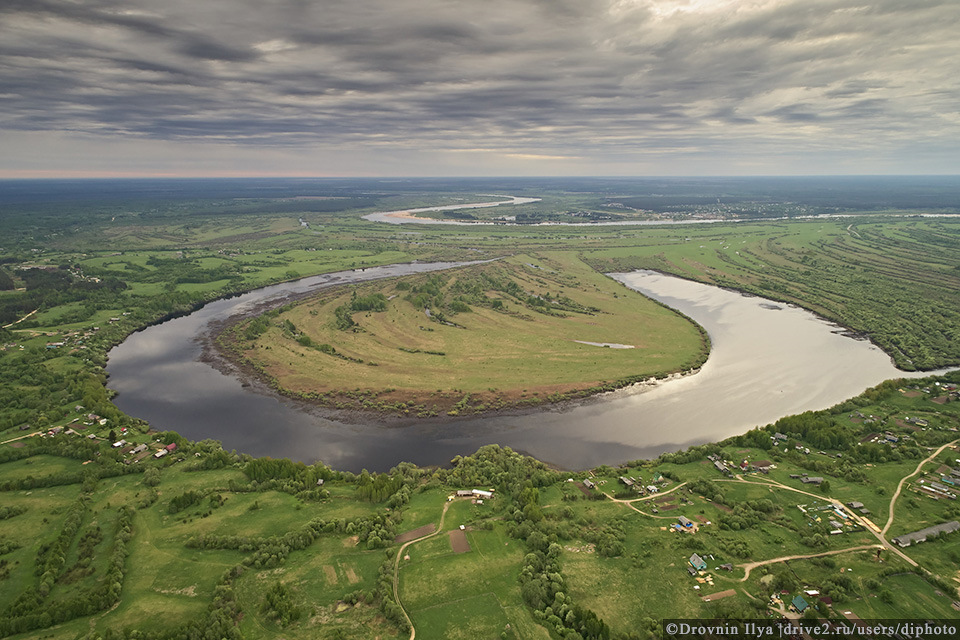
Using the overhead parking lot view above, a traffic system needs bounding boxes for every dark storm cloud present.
[1,0,958,172]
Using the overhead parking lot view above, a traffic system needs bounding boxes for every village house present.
[792,595,809,613]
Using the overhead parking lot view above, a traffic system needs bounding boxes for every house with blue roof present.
[792,595,809,612]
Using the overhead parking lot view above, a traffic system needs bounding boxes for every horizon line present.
[2,173,960,181]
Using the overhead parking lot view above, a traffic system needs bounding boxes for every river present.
[105,264,943,472]
[359,195,730,226]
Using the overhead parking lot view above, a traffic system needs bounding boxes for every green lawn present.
[401,524,528,640]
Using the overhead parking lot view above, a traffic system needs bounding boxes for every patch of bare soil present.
[322,565,337,584]
[896,419,921,432]
[394,524,435,544]
[449,529,471,553]
[702,589,736,602]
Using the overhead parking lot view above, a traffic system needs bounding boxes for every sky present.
[1,0,958,178]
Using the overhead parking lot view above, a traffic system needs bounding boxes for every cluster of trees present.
[657,443,724,466]
[60,524,102,584]
[348,291,388,312]
[168,490,204,514]
[0,267,13,291]
[34,496,89,595]
[179,442,239,472]
[243,457,333,490]
[0,266,127,327]
[444,445,559,496]
[444,265,600,319]
[519,542,611,640]
[0,539,21,557]
[333,304,357,330]
[243,315,271,340]
[356,470,403,503]
[259,581,302,627]
[186,511,400,569]
[321,289,391,332]
[0,506,26,521]
[0,347,87,430]
[142,256,244,286]
[447,449,619,639]
[0,506,134,637]
[374,558,410,631]
[716,499,785,533]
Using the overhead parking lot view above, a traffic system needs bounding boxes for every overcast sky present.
[1,0,958,178]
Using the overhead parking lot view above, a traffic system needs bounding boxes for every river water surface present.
[107,266,935,472]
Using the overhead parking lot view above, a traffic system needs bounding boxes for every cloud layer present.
[2,0,958,175]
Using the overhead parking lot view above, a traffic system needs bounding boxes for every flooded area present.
[107,266,938,472]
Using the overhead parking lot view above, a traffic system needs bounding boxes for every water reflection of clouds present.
[109,266,938,472]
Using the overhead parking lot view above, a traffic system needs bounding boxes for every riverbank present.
[207,255,710,419]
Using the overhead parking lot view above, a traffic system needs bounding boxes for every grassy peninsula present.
[221,254,707,416]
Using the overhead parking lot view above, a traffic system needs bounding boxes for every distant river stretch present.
[359,195,725,226]
[106,264,940,472]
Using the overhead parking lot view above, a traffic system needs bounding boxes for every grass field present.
[400,523,530,640]
[235,252,707,414]
[2,184,960,639]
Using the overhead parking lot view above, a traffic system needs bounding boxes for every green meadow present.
[230,252,707,414]
[1,183,959,638]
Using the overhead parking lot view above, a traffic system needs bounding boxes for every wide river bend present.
[105,264,941,472]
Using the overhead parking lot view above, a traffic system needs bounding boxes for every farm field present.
[1,180,960,638]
